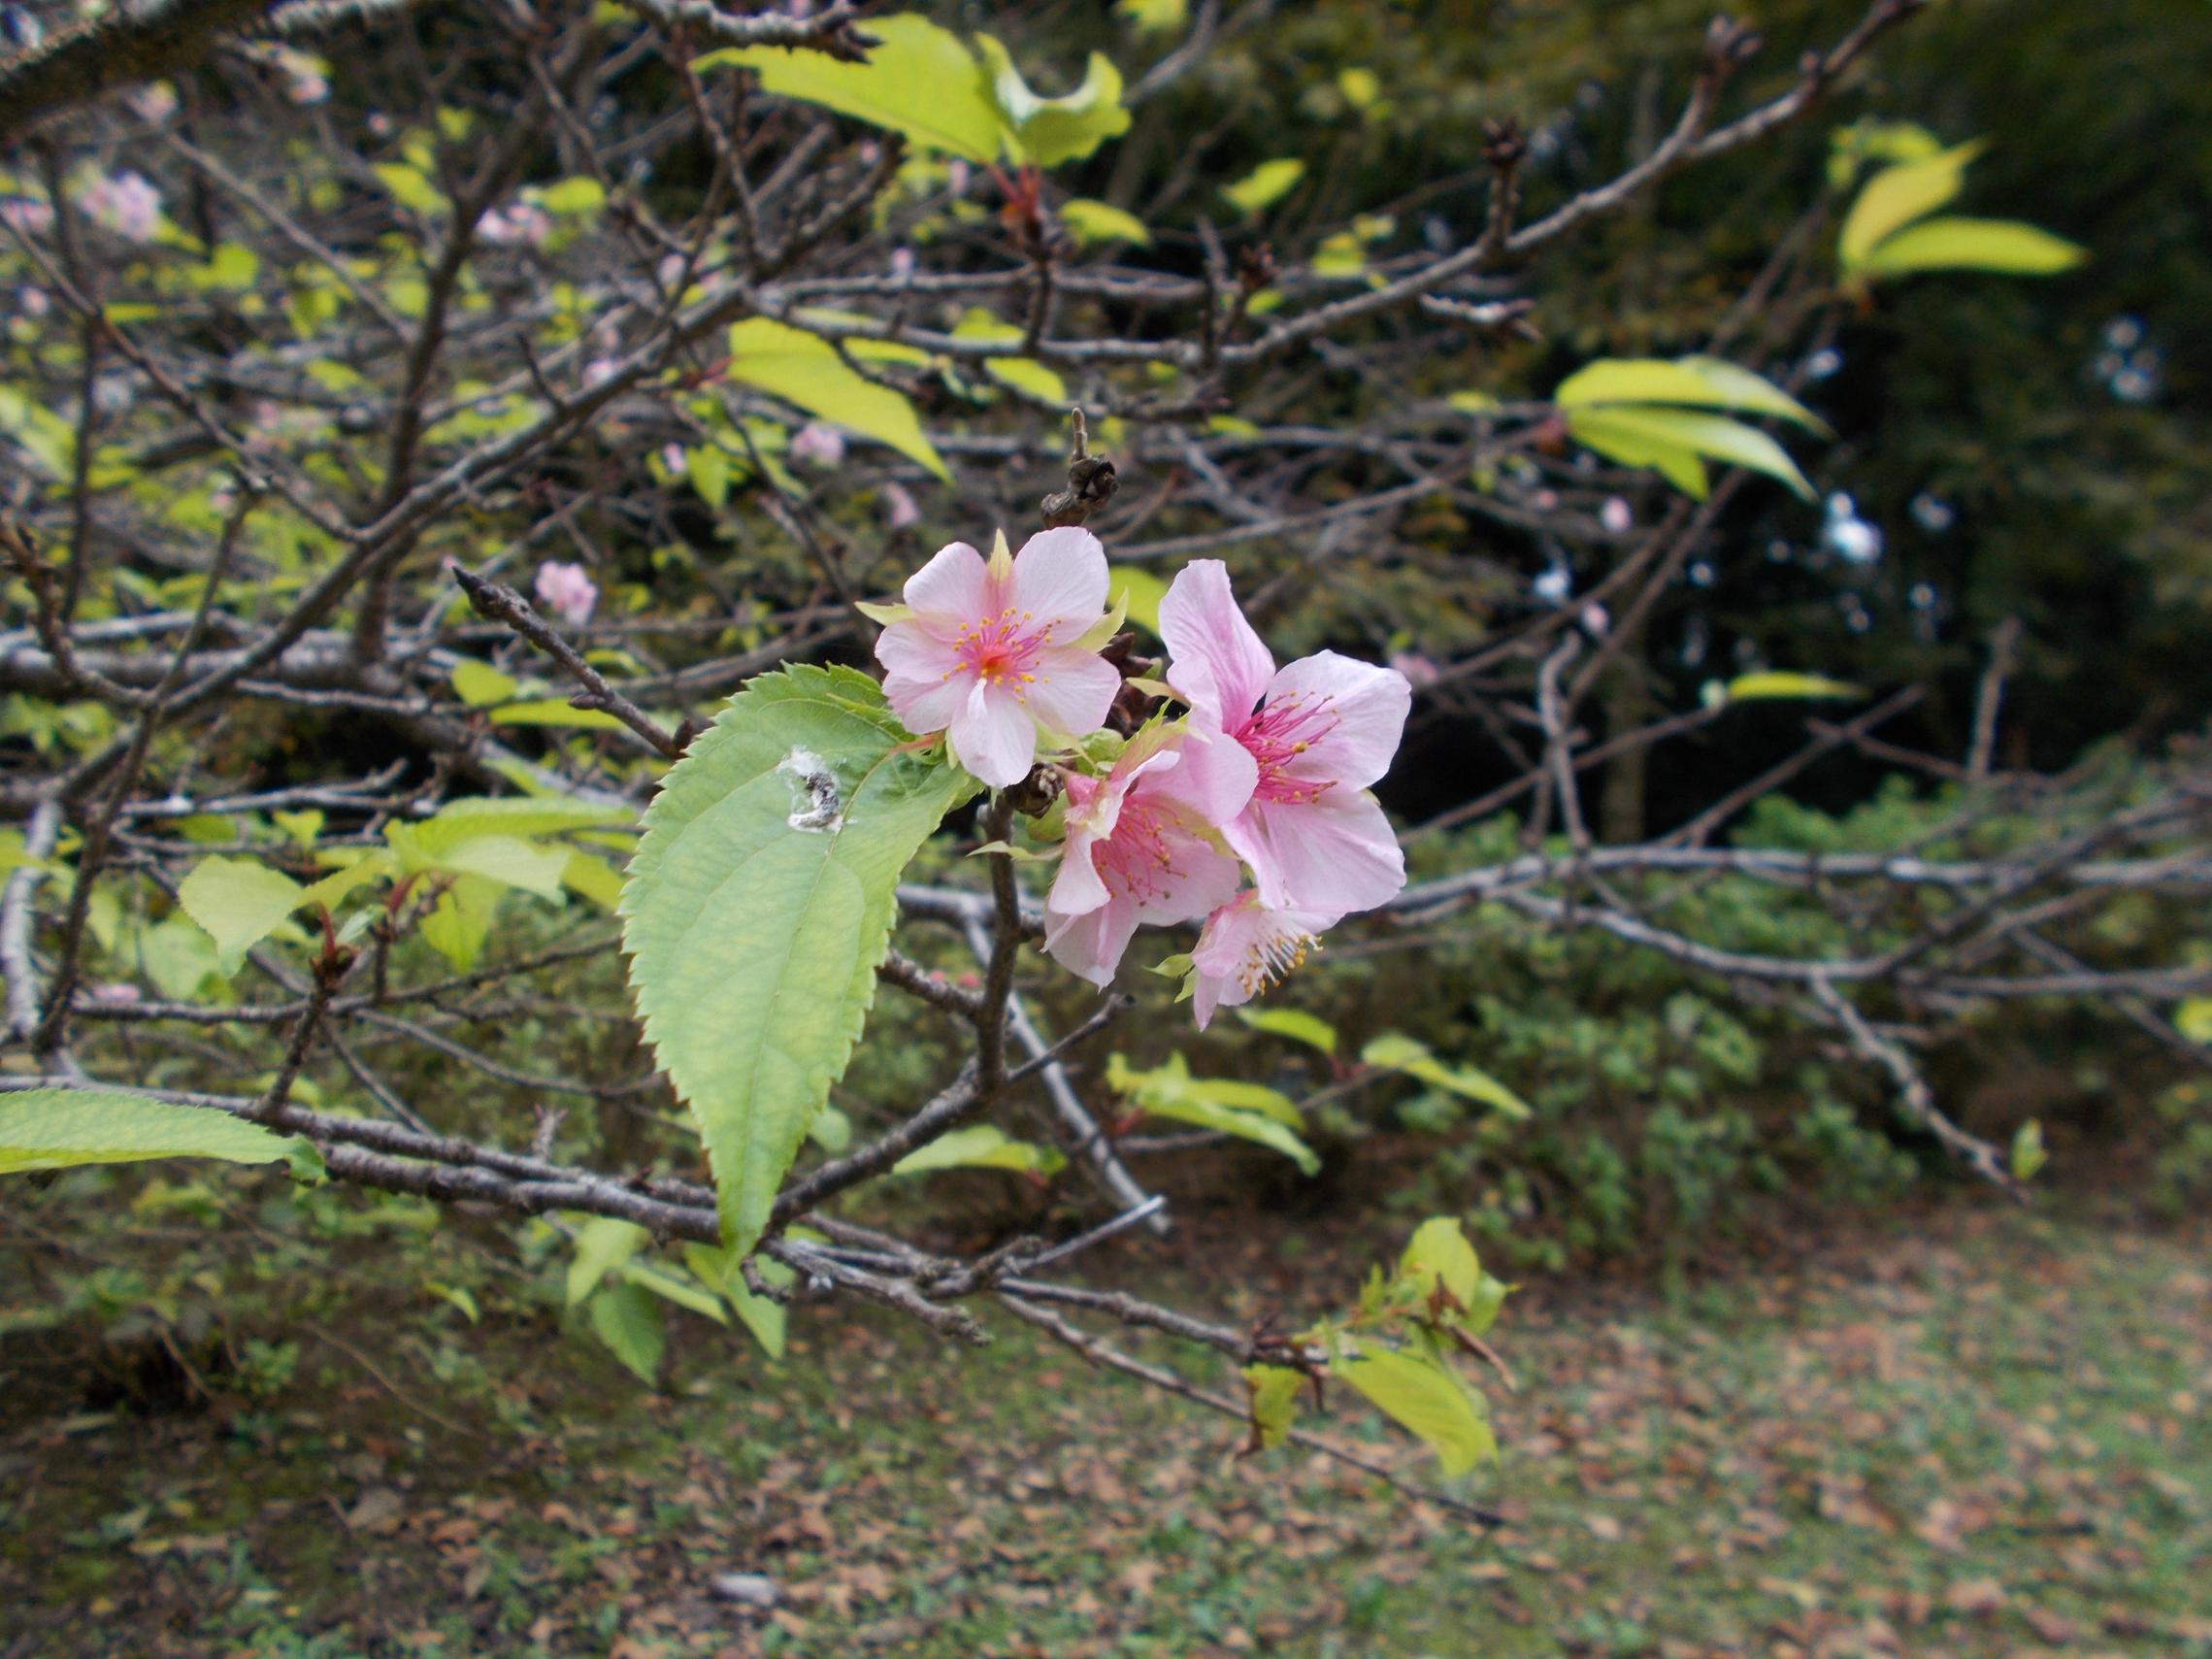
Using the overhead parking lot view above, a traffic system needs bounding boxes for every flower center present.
[1095,797,1180,903]
[1238,915,1318,996]
[953,606,1051,692]
[1236,692,1340,805]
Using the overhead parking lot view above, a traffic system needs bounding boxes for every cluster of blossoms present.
[875,528,1409,1025]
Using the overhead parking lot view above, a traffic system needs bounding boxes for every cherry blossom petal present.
[1159,559,1274,724]
[873,617,960,684]
[1149,717,1259,829]
[1022,647,1122,741]
[1008,527,1110,630]
[1265,650,1412,791]
[902,541,990,626]
[881,666,969,737]
[1042,893,1143,988]
[1236,791,1404,914]
[1134,838,1243,927]
[1190,894,1341,1030]
[948,680,1036,788]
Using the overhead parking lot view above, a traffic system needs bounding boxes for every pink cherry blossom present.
[1043,726,1255,987]
[1158,559,1409,917]
[879,481,920,530]
[79,171,162,244]
[789,421,846,466]
[130,83,179,124]
[0,197,53,236]
[534,560,598,627]
[1601,495,1634,534]
[875,527,1122,788]
[1389,650,1439,689]
[1189,892,1342,1029]
[659,443,687,477]
[478,203,551,247]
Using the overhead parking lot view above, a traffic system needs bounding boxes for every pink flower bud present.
[534,560,599,627]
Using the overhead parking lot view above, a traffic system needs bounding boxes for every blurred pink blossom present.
[1601,495,1634,534]
[534,560,598,627]
[1388,651,1439,688]
[879,481,920,530]
[660,443,687,477]
[0,197,52,236]
[79,172,162,244]
[788,421,846,466]
[477,203,550,247]
[130,83,178,123]
[18,287,49,318]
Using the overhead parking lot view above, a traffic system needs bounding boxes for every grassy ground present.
[1,1191,2206,1659]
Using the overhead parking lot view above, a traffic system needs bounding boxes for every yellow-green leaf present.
[1222,158,1304,216]
[726,317,948,481]
[1337,1347,1495,1476]
[1854,216,2086,280]
[892,1124,1065,1178]
[1362,1033,1533,1120]
[1568,407,1811,501]
[1060,198,1150,247]
[0,1086,319,1178]
[178,856,306,975]
[1838,141,1983,269]
[1555,356,1826,432]
[1243,1363,1302,1450]
[696,14,1004,163]
[1722,671,1865,702]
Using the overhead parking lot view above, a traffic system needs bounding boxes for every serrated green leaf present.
[587,1282,665,1383]
[1854,216,2086,280]
[0,1087,318,1178]
[1222,158,1304,215]
[726,317,947,481]
[696,14,1004,162]
[1336,1347,1496,1476]
[1235,1006,1337,1056]
[892,1124,1065,1178]
[620,664,980,1254]
[1362,1034,1532,1120]
[1837,141,1982,269]
[1059,198,1150,248]
[567,1215,646,1306]
[974,35,1131,168]
[178,856,305,975]
[419,874,499,971]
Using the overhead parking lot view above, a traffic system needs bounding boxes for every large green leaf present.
[1837,141,1981,269]
[973,35,1131,167]
[726,318,948,481]
[0,1087,319,1178]
[620,664,978,1255]
[1854,216,2086,280]
[1336,1347,1496,1476]
[695,14,1004,163]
